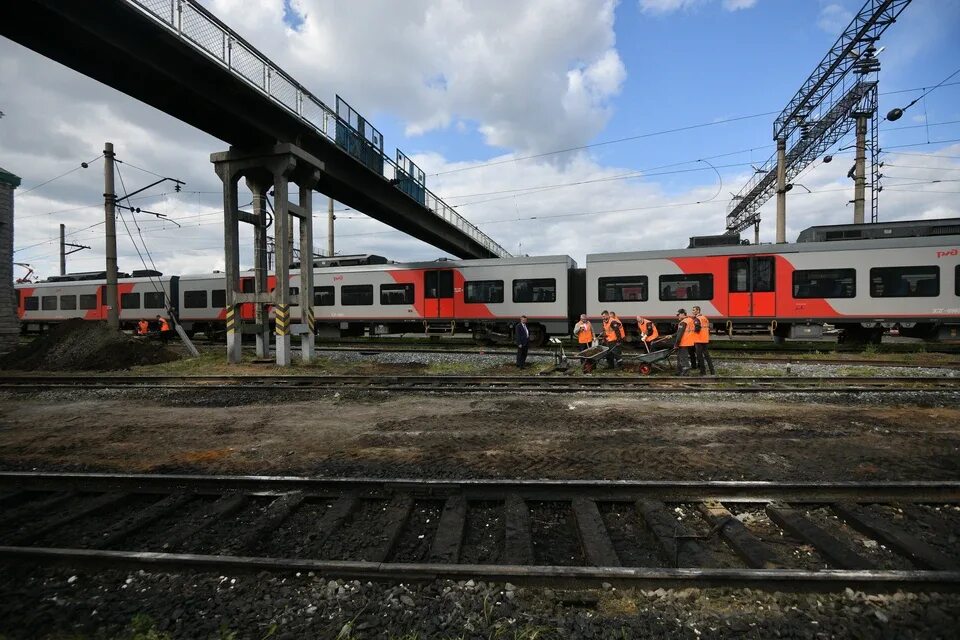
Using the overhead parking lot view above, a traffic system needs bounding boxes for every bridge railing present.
[128,0,510,258]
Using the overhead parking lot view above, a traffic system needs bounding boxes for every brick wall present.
[0,172,20,355]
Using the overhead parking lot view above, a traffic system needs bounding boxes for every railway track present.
[0,374,957,394]
[1,473,958,591]
[308,345,960,369]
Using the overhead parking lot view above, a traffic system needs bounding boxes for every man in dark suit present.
[515,315,530,369]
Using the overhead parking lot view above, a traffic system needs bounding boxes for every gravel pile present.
[0,319,180,371]
[321,349,552,368]
[2,568,958,639]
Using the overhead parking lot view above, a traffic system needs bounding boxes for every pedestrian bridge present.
[2,0,510,259]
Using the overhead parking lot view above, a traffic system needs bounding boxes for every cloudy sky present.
[2,0,959,280]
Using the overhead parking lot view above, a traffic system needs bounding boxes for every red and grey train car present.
[586,233,960,343]
[14,220,960,344]
[16,272,178,331]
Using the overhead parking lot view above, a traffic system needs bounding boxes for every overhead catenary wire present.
[18,154,103,195]
[427,80,960,179]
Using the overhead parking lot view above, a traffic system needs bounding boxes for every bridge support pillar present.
[212,144,324,367]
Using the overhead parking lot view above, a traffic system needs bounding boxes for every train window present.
[381,283,415,305]
[121,292,141,309]
[957,265,960,296]
[314,286,335,306]
[241,279,255,294]
[211,290,226,308]
[464,280,504,304]
[659,274,713,301]
[289,287,300,297]
[144,292,165,309]
[870,266,939,298]
[42,296,57,311]
[79,294,97,310]
[729,257,775,293]
[184,290,208,308]
[342,284,373,305]
[793,269,856,298]
[598,276,648,302]
[59,295,77,310]
[729,259,750,293]
[24,296,39,311]
[513,279,557,303]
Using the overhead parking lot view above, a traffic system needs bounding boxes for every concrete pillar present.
[247,176,271,358]
[775,138,787,244]
[214,163,243,364]
[103,142,119,330]
[299,182,315,363]
[853,114,868,225]
[0,167,21,356]
[273,172,292,367]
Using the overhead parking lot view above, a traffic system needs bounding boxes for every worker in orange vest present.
[610,312,626,341]
[137,319,150,336]
[636,317,659,352]
[573,314,594,350]
[691,305,715,375]
[673,308,697,375]
[600,310,624,369]
[156,314,172,342]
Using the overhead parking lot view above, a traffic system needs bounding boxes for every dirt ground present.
[1,390,958,480]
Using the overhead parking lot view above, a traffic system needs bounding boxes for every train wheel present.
[638,363,653,376]
[529,325,546,348]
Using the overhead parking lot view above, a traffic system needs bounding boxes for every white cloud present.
[722,0,757,10]
[205,0,624,156]
[639,0,757,14]
[817,3,853,34]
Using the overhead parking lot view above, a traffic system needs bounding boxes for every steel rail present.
[307,346,960,369]
[3,546,957,591]
[3,472,959,502]
[0,374,956,394]
[2,473,959,591]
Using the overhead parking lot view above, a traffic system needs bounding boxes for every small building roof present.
[0,166,21,188]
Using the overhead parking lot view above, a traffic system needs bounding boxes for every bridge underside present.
[2,0,497,259]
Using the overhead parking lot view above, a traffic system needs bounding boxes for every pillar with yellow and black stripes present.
[274,303,292,366]
[225,304,242,363]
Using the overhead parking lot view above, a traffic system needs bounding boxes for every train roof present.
[587,233,960,263]
[17,275,172,289]
[796,218,960,243]
[307,254,578,273]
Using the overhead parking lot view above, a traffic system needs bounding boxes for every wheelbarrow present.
[632,347,674,375]
[572,344,613,373]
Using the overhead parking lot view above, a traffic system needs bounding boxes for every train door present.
[97,285,107,320]
[727,256,776,317]
[424,270,454,317]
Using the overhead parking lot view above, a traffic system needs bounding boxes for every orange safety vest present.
[694,314,710,344]
[638,318,659,342]
[137,320,149,336]
[602,318,617,343]
[159,318,171,332]
[575,321,594,345]
[678,316,697,348]
[612,316,626,340]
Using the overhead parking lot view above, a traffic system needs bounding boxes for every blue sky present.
[3,0,959,277]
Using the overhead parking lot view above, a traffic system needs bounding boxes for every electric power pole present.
[103,142,119,330]
[59,223,90,276]
[327,196,335,256]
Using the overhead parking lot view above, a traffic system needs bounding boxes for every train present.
[14,219,960,345]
